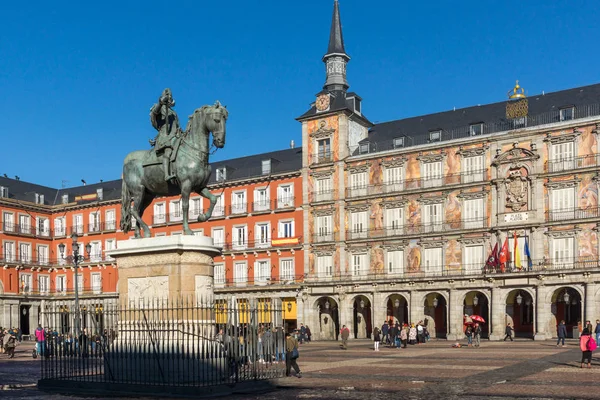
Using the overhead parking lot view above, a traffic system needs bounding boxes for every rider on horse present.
[149,88,182,182]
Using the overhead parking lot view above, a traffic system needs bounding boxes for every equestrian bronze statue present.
[120,89,228,238]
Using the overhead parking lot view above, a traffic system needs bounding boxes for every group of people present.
[0,328,19,358]
[372,320,430,351]
[30,325,117,359]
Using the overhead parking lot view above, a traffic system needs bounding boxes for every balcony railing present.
[69,225,84,235]
[215,274,304,288]
[0,252,115,266]
[349,103,600,156]
[276,196,295,209]
[345,169,489,197]
[313,232,336,243]
[546,154,600,173]
[313,190,334,202]
[54,227,67,237]
[229,203,248,215]
[18,286,109,296]
[312,151,333,165]
[342,219,488,241]
[547,206,600,222]
[217,237,302,252]
[2,222,54,239]
[252,200,271,213]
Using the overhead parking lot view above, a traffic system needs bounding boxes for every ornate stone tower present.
[323,0,350,93]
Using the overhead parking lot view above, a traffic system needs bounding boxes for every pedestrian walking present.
[389,322,399,348]
[34,324,45,358]
[408,324,417,345]
[465,325,473,347]
[503,323,514,342]
[373,327,381,351]
[595,320,600,345]
[473,323,481,348]
[400,324,408,348]
[557,320,567,347]
[580,328,596,369]
[381,321,389,345]
[4,329,16,359]
[340,325,350,350]
[285,332,301,378]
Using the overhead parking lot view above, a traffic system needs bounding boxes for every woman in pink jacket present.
[580,328,596,368]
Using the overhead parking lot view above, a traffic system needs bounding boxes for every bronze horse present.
[120,102,228,238]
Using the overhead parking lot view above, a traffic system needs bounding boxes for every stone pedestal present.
[108,235,221,304]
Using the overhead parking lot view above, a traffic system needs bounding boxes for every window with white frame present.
[280,259,294,281]
[463,155,484,183]
[212,228,224,247]
[91,273,102,293]
[256,223,270,248]
[231,191,246,214]
[234,261,247,285]
[54,217,66,236]
[317,255,333,278]
[73,214,83,234]
[385,207,404,235]
[36,217,50,237]
[214,263,225,286]
[254,188,269,211]
[350,211,367,239]
[190,197,202,218]
[315,215,333,241]
[20,273,32,293]
[469,123,483,136]
[277,185,294,208]
[3,212,14,232]
[56,275,66,294]
[393,137,404,148]
[262,159,271,175]
[105,209,116,230]
[38,275,49,294]
[19,243,31,263]
[213,193,224,217]
[89,211,101,232]
[559,106,574,121]
[153,202,166,224]
[429,130,441,142]
[96,188,103,201]
[315,177,332,202]
[61,194,68,204]
[508,235,528,269]
[216,167,226,181]
[0,186,8,198]
[35,193,45,204]
[384,166,403,192]
[77,274,83,292]
[423,247,442,275]
[19,214,30,234]
[422,161,442,188]
[552,237,574,267]
[317,138,331,162]
[170,200,182,221]
[3,241,15,262]
[255,260,270,283]
[278,220,294,238]
[464,245,484,274]
[37,245,49,265]
[550,187,575,220]
[232,225,247,250]
[105,239,116,260]
[349,172,367,197]
[423,203,442,232]
[386,250,404,274]
[463,198,484,229]
[352,253,367,276]
[90,241,102,261]
[550,141,575,172]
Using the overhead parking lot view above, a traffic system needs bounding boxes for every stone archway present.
[505,289,534,339]
[385,294,409,326]
[423,292,447,339]
[315,297,339,341]
[352,295,372,339]
[463,291,490,338]
[549,287,582,338]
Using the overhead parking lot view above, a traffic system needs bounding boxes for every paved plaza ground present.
[0,339,598,399]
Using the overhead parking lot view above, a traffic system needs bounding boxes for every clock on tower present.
[316,94,330,112]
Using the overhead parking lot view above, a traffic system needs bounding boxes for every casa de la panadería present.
[1,1,599,341]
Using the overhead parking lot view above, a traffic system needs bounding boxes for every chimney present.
[290,140,295,149]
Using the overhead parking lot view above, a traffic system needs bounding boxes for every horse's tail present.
[120,178,132,233]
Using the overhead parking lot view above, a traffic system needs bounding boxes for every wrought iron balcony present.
[313,232,336,243]
[276,196,295,209]
[546,154,600,173]
[312,151,333,165]
[2,222,53,239]
[252,200,271,213]
[215,274,304,289]
[341,219,487,241]
[313,190,334,203]
[547,206,600,222]
[228,203,248,215]
[218,236,302,252]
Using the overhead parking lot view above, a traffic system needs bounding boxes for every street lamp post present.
[59,233,91,336]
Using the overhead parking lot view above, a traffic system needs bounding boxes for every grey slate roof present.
[360,83,600,154]
[0,148,303,206]
[325,0,347,56]
[297,90,373,125]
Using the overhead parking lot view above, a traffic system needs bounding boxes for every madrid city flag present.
[514,231,522,270]
[498,237,509,273]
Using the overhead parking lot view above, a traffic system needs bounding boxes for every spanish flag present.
[513,231,522,270]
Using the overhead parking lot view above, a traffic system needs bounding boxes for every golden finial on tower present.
[508,80,526,99]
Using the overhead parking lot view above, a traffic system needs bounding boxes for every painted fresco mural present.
[306,116,339,162]
[579,174,598,210]
[445,193,461,229]
[579,225,598,260]
[445,239,462,271]
[407,240,421,273]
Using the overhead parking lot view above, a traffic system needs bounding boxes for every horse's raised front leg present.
[181,183,194,235]
[197,188,218,222]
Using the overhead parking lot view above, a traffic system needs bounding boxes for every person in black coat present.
[557,320,567,347]
[503,323,514,342]
[389,322,399,348]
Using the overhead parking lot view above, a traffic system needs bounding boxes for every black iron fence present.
[39,298,286,391]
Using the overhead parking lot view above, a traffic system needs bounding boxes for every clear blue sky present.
[2,0,599,188]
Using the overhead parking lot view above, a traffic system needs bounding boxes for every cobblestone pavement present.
[0,339,597,399]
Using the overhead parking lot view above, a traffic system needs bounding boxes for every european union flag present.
[524,236,533,271]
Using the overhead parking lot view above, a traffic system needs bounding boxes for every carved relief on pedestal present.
[128,276,169,302]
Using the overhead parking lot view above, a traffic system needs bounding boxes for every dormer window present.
[0,186,8,198]
[35,193,44,204]
[216,167,226,182]
[429,130,441,142]
[513,116,527,129]
[96,188,103,201]
[262,159,271,175]
[393,137,404,149]
[359,143,370,154]
[469,123,483,136]
[61,194,69,204]
[560,106,574,121]
[354,98,361,114]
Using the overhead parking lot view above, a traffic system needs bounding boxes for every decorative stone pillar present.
[448,288,463,340]
[490,285,504,340]
[585,281,597,324]
[534,285,549,340]
[409,290,421,325]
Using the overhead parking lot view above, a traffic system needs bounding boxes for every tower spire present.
[323,0,350,93]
